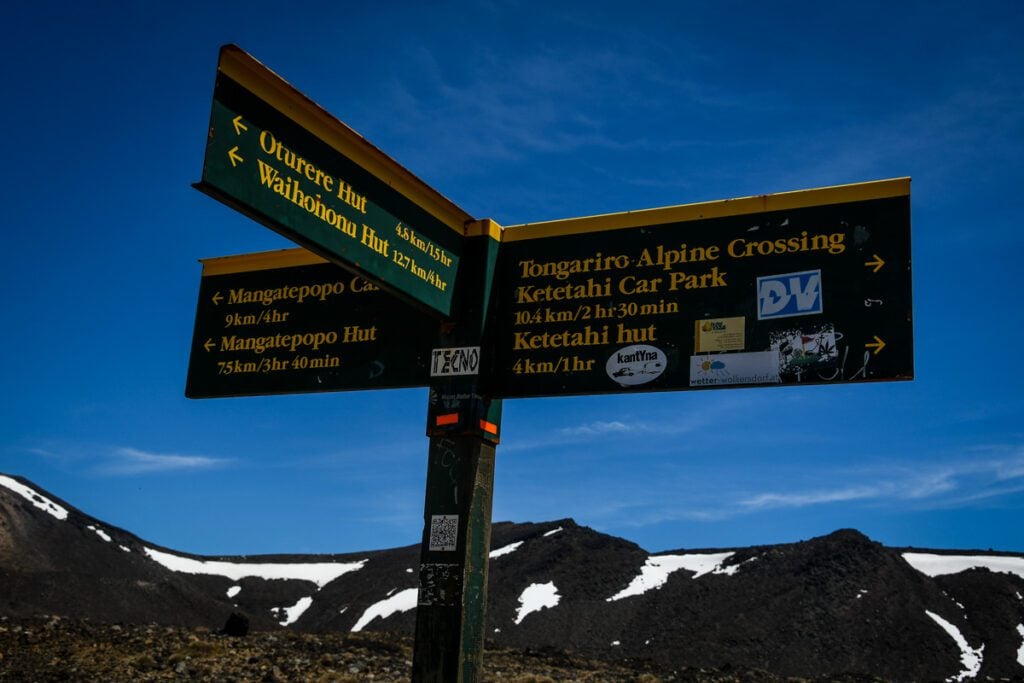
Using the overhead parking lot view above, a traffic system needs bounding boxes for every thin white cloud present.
[96,447,233,476]
[532,443,1024,532]
[904,470,959,499]
[933,482,1024,509]
[734,454,1020,514]
[502,397,754,454]
[559,421,633,437]
[769,72,1024,202]
[994,448,1024,481]
[12,442,84,465]
[740,485,887,510]
[502,419,682,454]
[361,40,717,179]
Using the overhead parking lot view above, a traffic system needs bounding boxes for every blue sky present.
[2,2,1022,556]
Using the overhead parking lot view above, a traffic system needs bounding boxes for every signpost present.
[491,179,912,397]
[195,45,467,317]
[186,248,439,398]
[187,45,914,683]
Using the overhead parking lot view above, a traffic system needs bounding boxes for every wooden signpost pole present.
[413,221,502,682]
[413,435,496,681]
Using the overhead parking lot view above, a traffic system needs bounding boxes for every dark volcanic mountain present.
[2,473,1023,682]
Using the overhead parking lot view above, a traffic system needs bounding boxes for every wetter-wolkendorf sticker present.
[694,316,746,352]
[606,345,667,387]
[689,351,781,387]
[757,269,823,320]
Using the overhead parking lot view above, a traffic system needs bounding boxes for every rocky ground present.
[0,616,888,682]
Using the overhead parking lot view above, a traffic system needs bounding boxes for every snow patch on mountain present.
[274,596,313,626]
[1017,624,1024,667]
[87,525,112,542]
[0,476,68,521]
[607,551,737,601]
[925,610,983,682]
[515,582,560,624]
[543,527,563,537]
[143,547,365,588]
[351,588,417,632]
[226,586,241,598]
[490,541,523,559]
[904,553,1024,580]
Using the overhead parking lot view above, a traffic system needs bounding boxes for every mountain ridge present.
[3,472,1023,682]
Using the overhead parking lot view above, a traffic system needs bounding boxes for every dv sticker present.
[757,269,823,320]
[606,345,666,387]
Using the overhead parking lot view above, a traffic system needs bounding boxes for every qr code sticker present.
[429,515,459,551]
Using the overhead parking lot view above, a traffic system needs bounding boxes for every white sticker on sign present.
[606,345,667,387]
[429,515,459,551]
[430,347,481,377]
[689,351,781,387]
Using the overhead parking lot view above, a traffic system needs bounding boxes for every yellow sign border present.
[199,248,325,276]
[216,45,472,237]
[501,177,910,242]
[199,178,909,274]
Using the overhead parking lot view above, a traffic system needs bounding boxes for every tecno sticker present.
[757,269,823,320]
[689,351,781,387]
[430,347,480,377]
[606,345,667,387]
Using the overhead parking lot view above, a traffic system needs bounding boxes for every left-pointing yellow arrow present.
[227,147,244,167]
[211,292,223,305]
[232,115,248,136]
[204,339,215,352]
[865,336,886,355]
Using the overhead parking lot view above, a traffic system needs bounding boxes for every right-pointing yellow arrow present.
[864,254,885,273]
[865,336,886,355]
[227,146,244,167]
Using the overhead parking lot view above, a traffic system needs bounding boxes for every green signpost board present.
[491,178,912,398]
[186,249,438,398]
[195,45,468,317]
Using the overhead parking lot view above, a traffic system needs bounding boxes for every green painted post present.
[413,222,502,683]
